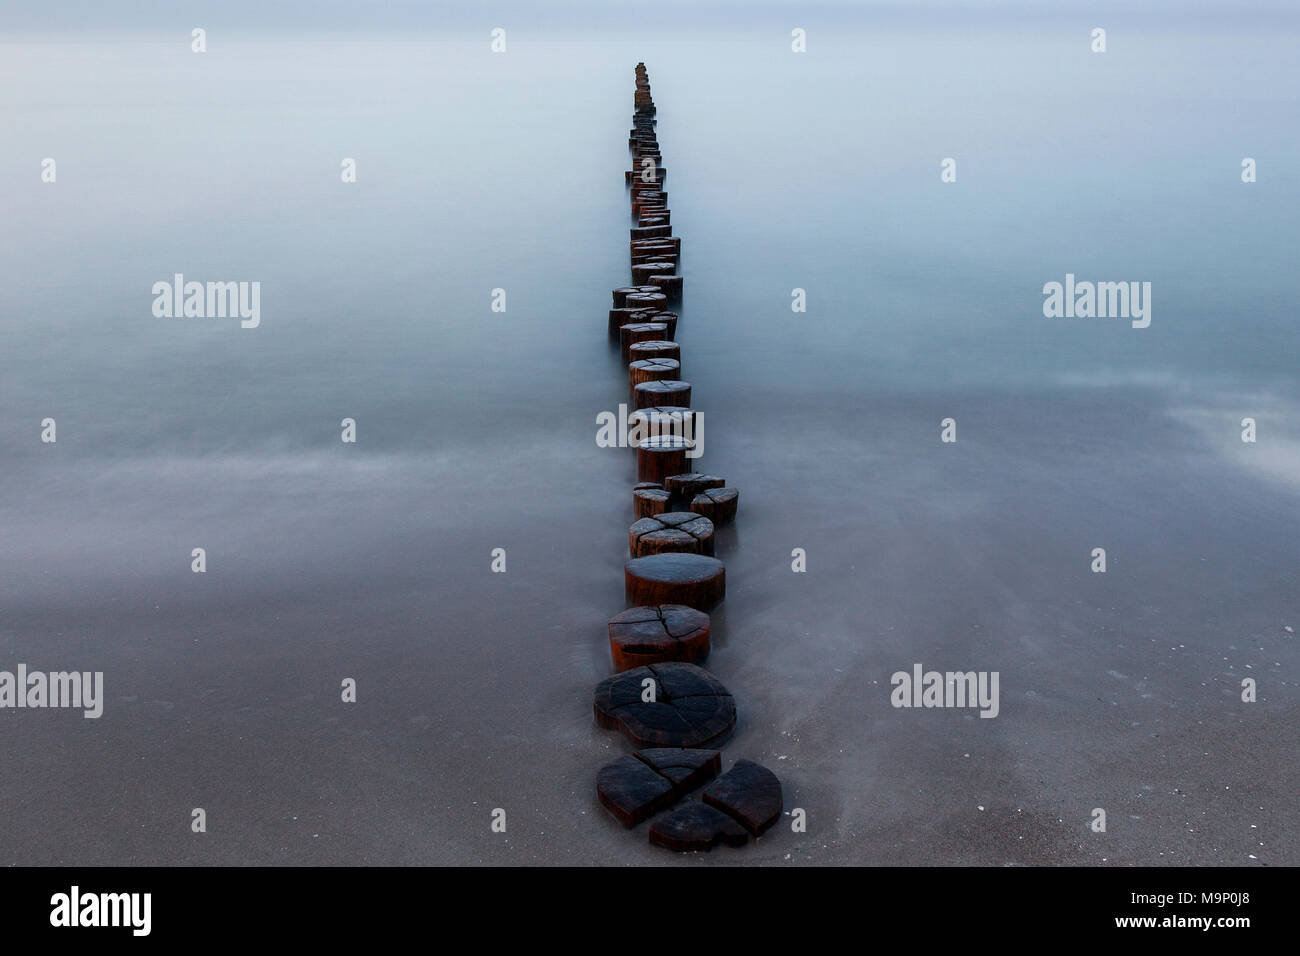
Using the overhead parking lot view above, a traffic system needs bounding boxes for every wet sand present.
[3,385,1296,865]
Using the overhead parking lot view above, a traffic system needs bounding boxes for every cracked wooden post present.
[629,358,681,402]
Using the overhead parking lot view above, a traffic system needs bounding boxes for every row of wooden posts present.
[590,65,784,852]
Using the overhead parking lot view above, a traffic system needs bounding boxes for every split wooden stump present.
[631,253,678,269]
[628,406,696,447]
[646,759,784,851]
[648,311,678,338]
[593,661,735,748]
[631,237,680,256]
[633,481,672,518]
[636,433,693,483]
[624,168,667,185]
[623,291,667,313]
[627,339,680,364]
[619,322,669,360]
[665,473,725,501]
[608,307,656,333]
[631,224,671,240]
[631,203,670,221]
[631,195,667,214]
[607,603,710,671]
[636,434,693,483]
[633,378,691,410]
[614,310,677,339]
[689,487,738,525]
[702,759,784,836]
[628,512,715,558]
[632,261,677,285]
[611,285,662,308]
[596,748,721,827]
[650,275,683,300]
[629,358,681,399]
[630,243,675,261]
[648,802,748,852]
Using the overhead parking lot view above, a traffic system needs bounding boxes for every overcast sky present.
[3,1,1294,38]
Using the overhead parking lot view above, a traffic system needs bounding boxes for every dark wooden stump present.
[630,188,666,207]
[608,604,710,670]
[596,754,672,827]
[611,285,662,308]
[634,379,691,410]
[619,322,669,361]
[627,339,680,363]
[630,249,677,265]
[630,243,676,260]
[636,434,692,483]
[648,802,748,852]
[633,484,672,518]
[633,259,678,274]
[629,358,681,399]
[632,199,669,217]
[690,487,738,525]
[596,748,720,827]
[632,236,680,255]
[629,512,715,558]
[623,291,667,314]
[624,167,667,186]
[631,224,671,240]
[644,311,677,338]
[650,274,683,300]
[608,306,657,333]
[628,406,696,448]
[625,552,725,610]
[637,258,676,276]
[630,211,670,230]
[631,254,678,270]
[703,760,784,835]
[593,661,735,748]
[631,243,676,258]
[637,747,721,790]
[665,473,725,501]
[632,261,677,285]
